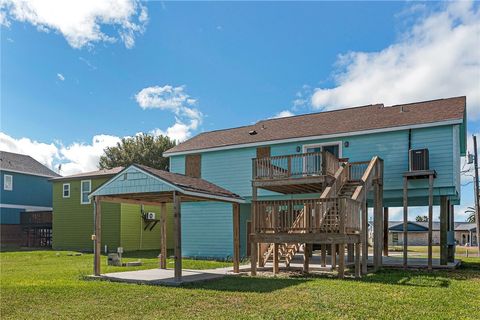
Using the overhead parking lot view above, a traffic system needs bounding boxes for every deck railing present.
[349,161,370,181]
[252,151,338,180]
[253,197,361,234]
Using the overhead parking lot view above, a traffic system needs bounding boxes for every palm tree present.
[465,206,476,223]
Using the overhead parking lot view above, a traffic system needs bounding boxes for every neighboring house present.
[0,151,60,247]
[388,221,477,246]
[51,167,174,252]
[160,96,466,259]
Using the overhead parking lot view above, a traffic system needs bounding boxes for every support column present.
[448,203,455,263]
[303,243,310,273]
[321,244,327,267]
[440,196,448,265]
[159,202,167,269]
[233,203,240,273]
[94,196,101,276]
[373,181,383,271]
[383,207,389,256]
[250,186,257,276]
[355,242,361,279]
[273,243,279,274]
[361,200,368,274]
[173,192,182,282]
[347,244,355,263]
[338,244,345,278]
[403,177,408,269]
[331,244,337,270]
[427,174,434,271]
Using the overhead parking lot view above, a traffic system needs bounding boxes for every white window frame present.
[302,141,343,157]
[63,183,70,198]
[4,174,13,191]
[80,180,91,205]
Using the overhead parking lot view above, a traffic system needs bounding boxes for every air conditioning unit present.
[146,212,156,220]
[409,148,429,171]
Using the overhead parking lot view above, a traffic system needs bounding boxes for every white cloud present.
[310,2,480,119]
[271,110,295,119]
[0,0,148,49]
[0,132,120,175]
[56,73,65,81]
[136,85,203,142]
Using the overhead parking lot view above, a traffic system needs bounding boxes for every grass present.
[1,250,480,319]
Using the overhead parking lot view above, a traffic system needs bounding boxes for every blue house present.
[0,151,60,247]
[89,96,466,279]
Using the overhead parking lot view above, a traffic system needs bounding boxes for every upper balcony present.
[252,151,339,194]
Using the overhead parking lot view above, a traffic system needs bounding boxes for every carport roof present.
[90,164,245,204]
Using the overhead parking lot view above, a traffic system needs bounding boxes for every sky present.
[0,1,479,221]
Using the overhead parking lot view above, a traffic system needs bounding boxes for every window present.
[185,154,201,178]
[4,174,13,191]
[81,180,91,204]
[63,183,70,198]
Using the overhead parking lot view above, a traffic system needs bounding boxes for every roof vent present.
[249,130,258,135]
[400,106,405,113]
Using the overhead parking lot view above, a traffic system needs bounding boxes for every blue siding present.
[181,202,233,258]
[0,171,53,207]
[0,207,23,224]
[170,156,185,174]
[93,166,175,196]
[239,203,251,258]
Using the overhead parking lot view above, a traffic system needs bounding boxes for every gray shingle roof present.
[0,151,60,177]
[164,96,466,155]
[389,221,476,231]
[50,167,124,181]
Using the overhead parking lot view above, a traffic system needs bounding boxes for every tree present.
[99,133,176,171]
[415,215,429,222]
[465,206,477,223]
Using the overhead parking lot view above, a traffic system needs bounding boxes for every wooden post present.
[403,176,408,269]
[233,203,240,273]
[440,196,448,265]
[448,203,455,263]
[273,243,279,274]
[338,244,345,278]
[427,174,434,271]
[94,196,102,276]
[331,244,337,270]
[173,192,182,282]
[355,242,361,279]
[373,182,382,271]
[361,199,368,274]
[159,202,167,269]
[250,185,257,276]
[321,244,327,267]
[383,207,389,257]
[347,244,355,263]
[303,243,309,272]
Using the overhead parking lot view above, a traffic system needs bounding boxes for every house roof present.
[134,164,243,201]
[0,151,60,177]
[164,96,466,155]
[389,221,476,232]
[50,167,124,181]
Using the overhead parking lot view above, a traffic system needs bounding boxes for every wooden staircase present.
[338,181,362,198]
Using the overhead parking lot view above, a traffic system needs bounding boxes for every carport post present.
[94,196,101,276]
[233,203,240,273]
[159,202,167,269]
[173,192,182,282]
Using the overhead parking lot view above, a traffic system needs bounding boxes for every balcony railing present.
[252,151,339,181]
[253,197,361,234]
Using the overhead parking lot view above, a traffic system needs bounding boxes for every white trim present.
[89,165,245,204]
[0,168,58,178]
[80,180,92,204]
[63,183,70,198]
[0,203,52,211]
[302,140,343,158]
[164,119,463,157]
[3,174,13,191]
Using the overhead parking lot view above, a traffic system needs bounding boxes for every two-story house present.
[0,151,60,247]
[51,168,174,252]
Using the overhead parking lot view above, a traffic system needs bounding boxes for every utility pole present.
[473,134,480,255]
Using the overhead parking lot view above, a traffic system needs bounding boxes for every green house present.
[51,167,173,252]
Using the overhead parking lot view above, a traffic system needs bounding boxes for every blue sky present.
[0,1,479,220]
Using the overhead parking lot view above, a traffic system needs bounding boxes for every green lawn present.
[1,250,480,319]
